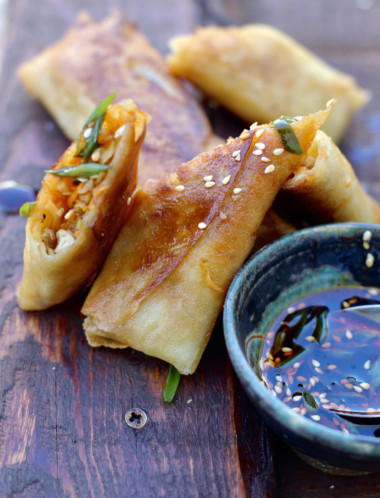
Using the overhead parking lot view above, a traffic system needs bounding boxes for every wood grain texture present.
[1,0,380,497]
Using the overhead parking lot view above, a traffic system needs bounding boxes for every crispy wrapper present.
[18,100,149,311]
[168,24,369,143]
[18,11,214,187]
[82,104,331,374]
[280,130,380,224]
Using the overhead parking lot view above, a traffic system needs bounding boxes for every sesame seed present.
[311,415,321,421]
[250,122,258,129]
[369,288,378,295]
[364,360,371,370]
[345,330,353,340]
[293,395,302,402]
[252,149,263,156]
[366,253,375,268]
[287,306,296,313]
[363,230,373,242]
[204,175,213,182]
[198,222,207,229]
[319,393,327,399]
[222,175,231,185]
[310,378,316,386]
[312,359,320,367]
[114,124,126,138]
[255,142,265,150]
[273,148,284,156]
[233,188,242,194]
[300,408,307,416]
[205,181,215,188]
[342,427,349,435]
[255,129,264,138]
[235,154,241,161]
[315,367,323,375]
[345,383,353,389]
[275,374,282,382]
[322,342,331,348]
[240,129,250,139]
[345,177,352,187]
[326,98,335,107]
[175,185,185,192]
[333,335,342,342]
[286,388,292,396]
[294,362,301,369]
[282,347,293,354]
[306,336,315,342]
[91,149,101,162]
[294,116,303,121]
[83,127,92,138]
[274,385,282,394]
[127,197,132,206]
[297,376,306,381]
[363,241,370,250]
[227,137,233,144]
[264,165,275,174]
[64,209,75,220]
[261,157,270,162]
[327,364,337,370]
[360,382,370,390]
[342,301,349,308]
[232,150,241,157]
[219,211,227,220]
[353,385,363,393]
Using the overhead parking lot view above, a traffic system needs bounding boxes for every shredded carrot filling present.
[30,103,131,249]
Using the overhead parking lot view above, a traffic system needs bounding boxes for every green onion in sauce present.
[273,117,303,155]
[258,287,380,437]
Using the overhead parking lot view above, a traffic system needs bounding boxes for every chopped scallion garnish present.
[19,201,36,217]
[273,118,303,155]
[163,364,181,402]
[45,163,111,178]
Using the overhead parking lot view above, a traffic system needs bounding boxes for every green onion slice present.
[163,364,181,402]
[273,118,303,155]
[19,201,36,217]
[76,92,117,157]
[45,163,111,178]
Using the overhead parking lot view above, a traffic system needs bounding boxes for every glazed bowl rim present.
[224,222,380,459]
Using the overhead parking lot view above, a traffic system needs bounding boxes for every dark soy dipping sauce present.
[0,181,37,214]
[258,287,380,437]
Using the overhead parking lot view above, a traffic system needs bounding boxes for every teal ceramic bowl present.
[224,223,380,474]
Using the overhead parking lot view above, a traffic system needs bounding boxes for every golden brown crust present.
[82,105,331,374]
[281,130,380,224]
[168,24,369,143]
[18,101,149,311]
[18,10,213,186]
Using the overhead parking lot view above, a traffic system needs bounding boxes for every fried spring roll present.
[82,104,332,374]
[168,24,369,143]
[18,11,215,186]
[280,130,380,224]
[18,99,149,311]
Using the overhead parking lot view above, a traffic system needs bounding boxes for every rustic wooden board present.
[1,0,380,497]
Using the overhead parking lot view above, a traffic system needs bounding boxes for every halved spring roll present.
[18,98,149,311]
[168,24,369,143]
[18,10,215,187]
[280,130,380,224]
[82,104,332,374]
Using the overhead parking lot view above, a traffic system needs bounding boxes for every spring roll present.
[280,130,380,224]
[82,104,332,374]
[167,24,369,143]
[18,10,215,186]
[18,98,149,311]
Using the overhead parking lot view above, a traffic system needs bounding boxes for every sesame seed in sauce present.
[198,222,207,229]
[366,253,375,268]
[273,148,284,156]
[264,165,275,174]
[127,197,132,206]
[205,181,215,188]
[233,188,242,195]
[282,347,293,354]
[255,142,265,150]
[219,212,227,220]
[363,241,370,250]
[235,154,241,161]
[255,129,264,138]
[250,122,258,130]
[252,149,263,156]
[232,150,241,157]
[91,149,101,162]
[222,175,231,185]
[175,185,185,192]
[261,157,270,163]
[204,175,213,182]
